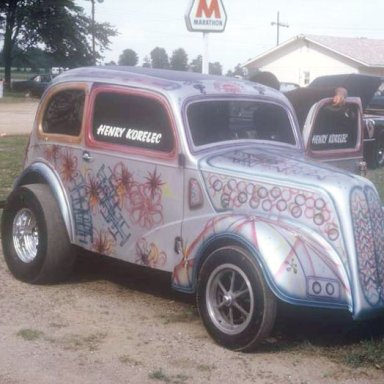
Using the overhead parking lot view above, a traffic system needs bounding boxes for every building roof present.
[243,34,384,68]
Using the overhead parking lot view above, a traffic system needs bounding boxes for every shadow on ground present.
[70,249,384,352]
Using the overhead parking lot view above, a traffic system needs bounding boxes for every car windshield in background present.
[187,100,296,147]
[366,80,384,115]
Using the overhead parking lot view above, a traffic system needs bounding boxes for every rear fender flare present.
[13,161,75,242]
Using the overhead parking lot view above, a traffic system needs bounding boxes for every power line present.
[270,11,289,46]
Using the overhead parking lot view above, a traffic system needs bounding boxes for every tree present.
[189,55,223,75]
[142,55,151,68]
[0,0,117,89]
[150,47,169,69]
[118,49,138,66]
[170,48,188,71]
[189,55,202,73]
[226,63,245,78]
[209,61,222,75]
[0,46,56,71]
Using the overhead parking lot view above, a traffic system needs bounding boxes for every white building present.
[242,34,384,87]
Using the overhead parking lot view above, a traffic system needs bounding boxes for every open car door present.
[302,97,365,174]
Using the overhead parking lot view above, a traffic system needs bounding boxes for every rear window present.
[187,100,295,147]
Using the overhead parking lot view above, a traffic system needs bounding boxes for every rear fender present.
[13,161,75,242]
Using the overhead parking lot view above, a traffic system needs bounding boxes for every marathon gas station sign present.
[185,0,227,33]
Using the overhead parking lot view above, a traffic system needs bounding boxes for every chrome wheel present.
[206,263,254,335]
[12,208,39,263]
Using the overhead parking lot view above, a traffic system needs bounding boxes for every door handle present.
[82,151,93,162]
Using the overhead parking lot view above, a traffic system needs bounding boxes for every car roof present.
[50,66,287,103]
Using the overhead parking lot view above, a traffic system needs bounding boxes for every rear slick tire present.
[1,184,74,284]
[197,245,277,351]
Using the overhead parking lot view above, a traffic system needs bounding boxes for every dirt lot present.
[0,99,38,136]
[0,251,383,384]
[0,100,383,383]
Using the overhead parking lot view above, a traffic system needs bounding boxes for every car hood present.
[309,74,382,111]
[197,146,373,256]
[199,146,350,187]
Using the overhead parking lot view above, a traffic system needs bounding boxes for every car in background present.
[366,85,384,116]
[309,74,384,168]
[12,73,54,97]
[2,67,382,351]
[279,81,300,93]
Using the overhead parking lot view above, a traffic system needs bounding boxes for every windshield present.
[187,100,296,147]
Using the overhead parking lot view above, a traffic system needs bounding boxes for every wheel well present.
[16,171,47,187]
[14,166,74,243]
[194,236,257,285]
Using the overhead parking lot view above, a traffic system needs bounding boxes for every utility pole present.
[88,0,104,65]
[271,11,289,46]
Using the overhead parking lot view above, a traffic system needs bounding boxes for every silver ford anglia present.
[2,66,383,351]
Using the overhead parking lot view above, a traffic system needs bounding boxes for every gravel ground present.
[0,249,383,384]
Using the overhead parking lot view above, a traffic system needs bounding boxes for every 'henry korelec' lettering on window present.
[125,128,162,144]
[312,134,349,145]
[97,124,126,138]
[96,124,162,145]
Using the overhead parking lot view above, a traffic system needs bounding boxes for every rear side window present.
[92,92,174,153]
[42,89,85,136]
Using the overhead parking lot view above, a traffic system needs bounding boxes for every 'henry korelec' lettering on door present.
[96,124,162,145]
[312,134,349,145]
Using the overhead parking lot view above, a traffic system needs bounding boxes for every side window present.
[310,104,359,151]
[42,89,85,136]
[92,92,174,152]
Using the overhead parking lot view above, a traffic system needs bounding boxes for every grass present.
[292,337,384,370]
[148,369,189,384]
[17,328,44,341]
[0,70,34,81]
[149,369,171,383]
[366,167,384,199]
[337,339,384,369]
[0,135,28,201]
[119,355,143,366]
[60,332,107,351]
[157,306,199,325]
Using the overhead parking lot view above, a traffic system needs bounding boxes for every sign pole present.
[185,0,227,74]
[202,32,209,74]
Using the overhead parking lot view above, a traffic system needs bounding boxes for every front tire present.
[1,184,74,284]
[197,246,277,351]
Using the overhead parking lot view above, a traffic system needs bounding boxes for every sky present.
[80,0,384,73]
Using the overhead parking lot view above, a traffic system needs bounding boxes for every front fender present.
[14,161,75,242]
[174,214,352,311]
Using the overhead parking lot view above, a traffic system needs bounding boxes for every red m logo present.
[196,0,221,18]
